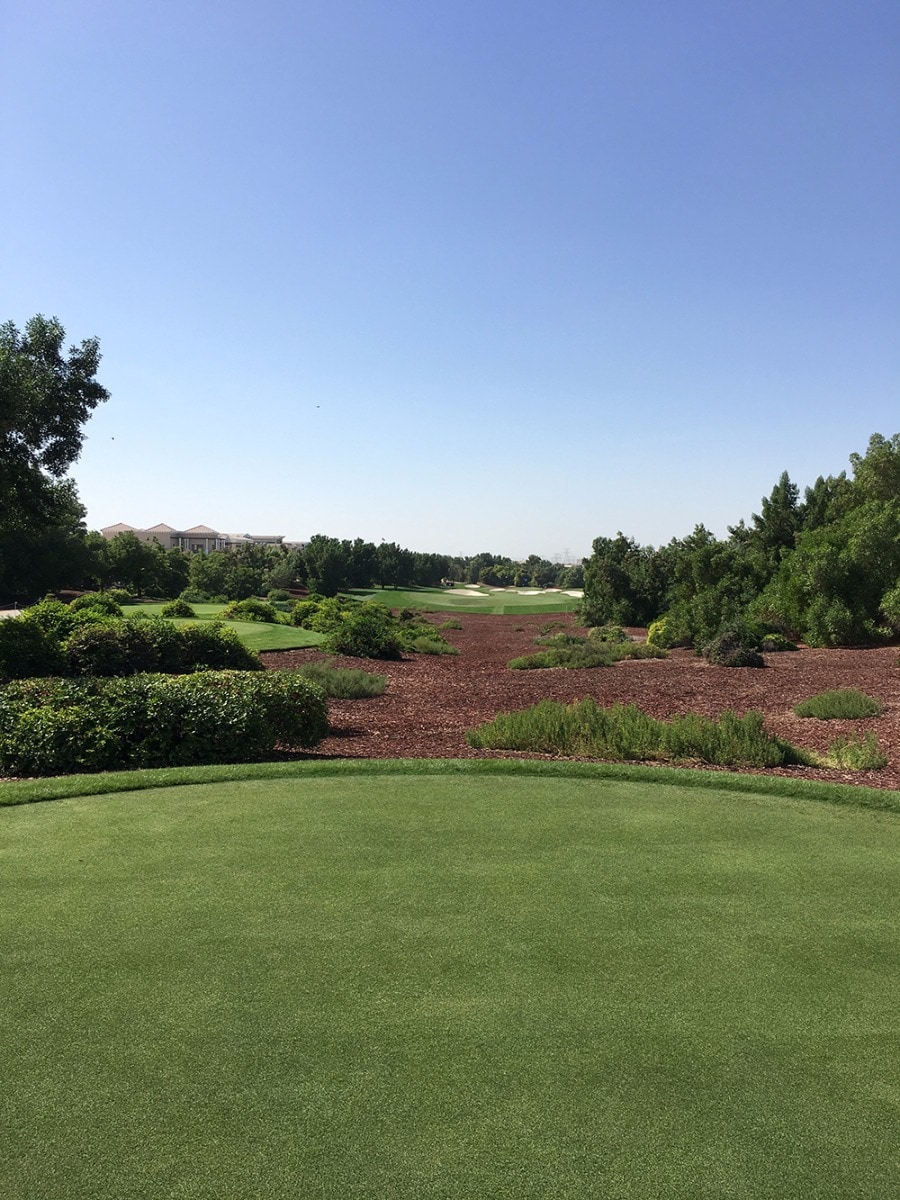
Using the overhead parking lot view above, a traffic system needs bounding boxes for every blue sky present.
[4,0,897,560]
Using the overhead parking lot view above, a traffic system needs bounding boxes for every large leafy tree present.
[0,315,109,598]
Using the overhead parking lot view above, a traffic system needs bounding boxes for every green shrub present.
[793,689,884,719]
[702,626,765,668]
[70,592,123,617]
[509,641,666,670]
[179,588,208,604]
[825,732,887,770]
[405,635,459,655]
[176,622,262,672]
[19,598,90,640]
[647,617,678,648]
[0,670,328,776]
[0,618,66,680]
[267,589,291,602]
[294,662,388,698]
[63,618,261,676]
[438,618,462,630]
[467,699,807,768]
[222,597,281,624]
[327,604,402,660]
[66,622,155,676]
[588,624,630,643]
[305,597,351,633]
[106,588,134,606]
[289,600,320,628]
[160,598,196,618]
[759,632,798,652]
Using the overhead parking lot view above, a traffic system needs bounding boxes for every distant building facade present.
[100,523,301,553]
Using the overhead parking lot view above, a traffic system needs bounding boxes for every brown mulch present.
[262,612,900,792]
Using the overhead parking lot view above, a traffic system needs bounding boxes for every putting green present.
[2,771,898,1198]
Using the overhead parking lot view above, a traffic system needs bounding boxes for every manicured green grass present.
[349,586,583,614]
[123,603,325,651]
[2,764,898,1198]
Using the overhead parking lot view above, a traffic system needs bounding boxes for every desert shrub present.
[222,597,281,624]
[467,699,807,767]
[793,690,884,719]
[509,641,665,670]
[294,662,388,698]
[759,633,798,652]
[702,626,765,668]
[0,618,66,680]
[327,604,402,660]
[588,624,630,643]
[160,598,196,618]
[825,732,887,770]
[0,670,328,776]
[70,592,123,617]
[405,635,459,655]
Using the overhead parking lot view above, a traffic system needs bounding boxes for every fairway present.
[2,770,898,1199]
[122,603,325,651]
[350,586,583,614]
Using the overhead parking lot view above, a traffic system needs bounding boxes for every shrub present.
[305,597,351,633]
[267,589,291,602]
[160,598,196,618]
[0,670,328,776]
[405,635,459,655]
[759,633,798,652]
[19,598,91,640]
[106,588,134,606]
[825,732,887,770]
[467,699,808,768]
[179,588,209,604]
[702,626,765,668]
[0,618,66,680]
[294,662,388,698]
[70,592,123,617]
[438,618,462,630]
[222,598,281,624]
[327,604,402,660]
[588,624,630,643]
[793,690,884,719]
[177,622,263,672]
[509,641,666,670]
[65,618,262,676]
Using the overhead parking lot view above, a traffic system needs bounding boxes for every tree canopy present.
[0,315,109,598]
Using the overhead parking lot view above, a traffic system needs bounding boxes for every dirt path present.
[262,612,900,791]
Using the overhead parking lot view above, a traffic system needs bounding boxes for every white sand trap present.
[451,587,489,597]
[563,590,584,597]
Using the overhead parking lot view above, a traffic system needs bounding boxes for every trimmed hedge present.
[0,671,329,776]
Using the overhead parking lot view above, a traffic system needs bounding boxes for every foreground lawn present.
[122,603,325,651]
[351,585,582,614]
[2,766,898,1199]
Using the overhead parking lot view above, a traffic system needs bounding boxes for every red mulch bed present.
[262,612,900,792]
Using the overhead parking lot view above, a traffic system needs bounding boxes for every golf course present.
[2,761,897,1199]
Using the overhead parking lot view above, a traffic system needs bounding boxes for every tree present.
[0,315,109,597]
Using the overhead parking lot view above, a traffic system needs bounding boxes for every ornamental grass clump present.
[509,639,666,670]
[825,732,887,770]
[793,689,884,719]
[294,662,387,698]
[467,699,808,768]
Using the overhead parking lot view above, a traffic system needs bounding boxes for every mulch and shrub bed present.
[262,611,900,789]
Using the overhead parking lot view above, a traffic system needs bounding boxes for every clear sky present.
[3,0,897,561]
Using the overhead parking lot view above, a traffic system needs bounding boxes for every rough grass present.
[2,768,898,1199]
[825,732,888,770]
[793,688,885,719]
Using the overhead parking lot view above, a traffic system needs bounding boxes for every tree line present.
[581,432,900,647]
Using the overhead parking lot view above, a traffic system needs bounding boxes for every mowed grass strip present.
[123,603,325,652]
[2,773,898,1199]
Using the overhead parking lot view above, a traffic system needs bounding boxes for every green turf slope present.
[2,773,898,1199]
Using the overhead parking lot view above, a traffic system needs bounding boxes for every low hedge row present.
[0,615,261,680]
[0,671,329,776]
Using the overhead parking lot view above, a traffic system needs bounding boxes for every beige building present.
[101,523,294,553]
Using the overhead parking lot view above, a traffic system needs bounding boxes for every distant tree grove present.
[581,433,900,648]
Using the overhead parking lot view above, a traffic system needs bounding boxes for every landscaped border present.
[2,757,898,814]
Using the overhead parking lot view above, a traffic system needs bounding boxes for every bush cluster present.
[467,699,809,768]
[290,596,456,659]
[294,662,388,698]
[701,625,765,668]
[222,597,281,624]
[0,670,329,777]
[0,609,261,681]
[510,637,666,670]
